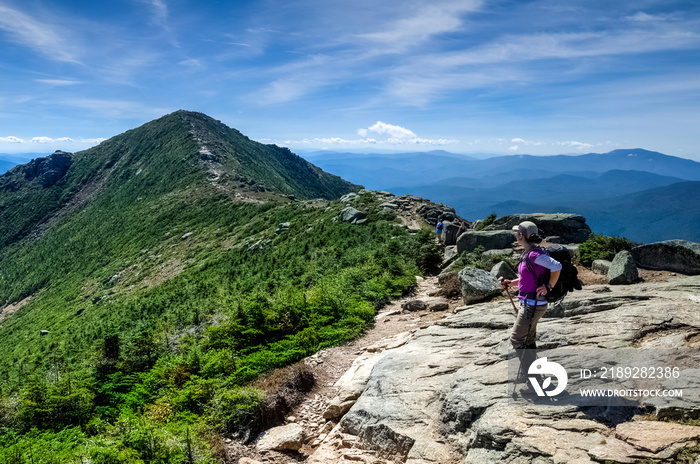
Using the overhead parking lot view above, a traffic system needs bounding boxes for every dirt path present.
[224,275,461,463]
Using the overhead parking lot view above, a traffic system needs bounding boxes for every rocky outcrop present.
[456,230,515,254]
[608,250,639,285]
[309,275,700,463]
[417,202,456,225]
[631,240,700,275]
[484,213,592,243]
[339,206,367,224]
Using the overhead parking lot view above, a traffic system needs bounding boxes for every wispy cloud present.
[0,4,81,63]
[358,0,482,52]
[35,79,82,86]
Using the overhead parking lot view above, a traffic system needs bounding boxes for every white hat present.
[512,221,538,239]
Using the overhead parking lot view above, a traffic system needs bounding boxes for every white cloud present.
[556,141,594,150]
[509,145,520,151]
[361,121,417,140]
[0,5,81,63]
[626,12,674,22]
[32,137,75,144]
[359,0,481,52]
[35,79,82,86]
[511,138,544,146]
[0,136,24,143]
[276,122,459,148]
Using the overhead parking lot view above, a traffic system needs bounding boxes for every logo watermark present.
[509,349,699,406]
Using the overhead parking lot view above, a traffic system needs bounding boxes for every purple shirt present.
[517,248,563,304]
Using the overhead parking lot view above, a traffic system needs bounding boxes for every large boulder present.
[458,267,502,305]
[456,230,515,254]
[631,240,700,275]
[256,423,305,452]
[607,250,639,285]
[490,261,517,281]
[339,206,367,224]
[592,259,612,275]
[484,213,592,243]
[442,221,460,246]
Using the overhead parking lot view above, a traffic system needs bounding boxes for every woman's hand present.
[536,284,548,297]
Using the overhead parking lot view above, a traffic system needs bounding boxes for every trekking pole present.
[502,282,518,317]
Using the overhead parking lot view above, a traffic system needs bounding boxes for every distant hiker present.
[457,222,466,237]
[500,221,561,374]
[436,220,444,240]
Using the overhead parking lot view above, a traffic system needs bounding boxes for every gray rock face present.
[339,206,367,224]
[485,213,592,243]
[608,250,639,285]
[490,261,517,281]
[310,276,700,464]
[456,230,515,254]
[592,259,612,274]
[631,240,700,275]
[458,266,502,305]
[441,221,460,245]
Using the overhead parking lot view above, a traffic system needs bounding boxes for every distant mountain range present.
[303,149,700,243]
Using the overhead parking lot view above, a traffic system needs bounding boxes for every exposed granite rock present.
[484,213,592,243]
[631,240,700,275]
[256,423,304,452]
[608,250,639,285]
[339,206,367,224]
[310,276,700,464]
[592,259,612,275]
[458,266,502,305]
[457,230,515,254]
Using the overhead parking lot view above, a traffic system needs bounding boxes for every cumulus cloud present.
[0,136,24,143]
[273,122,459,148]
[556,140,594,150]
[353,121,458,145]
[32,136,75,143]
[359,121,417,140]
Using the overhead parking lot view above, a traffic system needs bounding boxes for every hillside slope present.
[0,113,451,462]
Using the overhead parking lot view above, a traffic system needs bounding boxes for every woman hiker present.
[500,221,562,375]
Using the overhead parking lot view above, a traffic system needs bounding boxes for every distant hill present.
[0,159,13,174]
[305,149,700,242]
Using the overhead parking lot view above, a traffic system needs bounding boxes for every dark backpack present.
[526,245,583,304]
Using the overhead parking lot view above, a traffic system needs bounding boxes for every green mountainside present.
[0,111,440,462]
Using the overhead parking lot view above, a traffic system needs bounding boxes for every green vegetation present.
[577,233,637,267]
[0,111,442,462]
[474,213,497,231]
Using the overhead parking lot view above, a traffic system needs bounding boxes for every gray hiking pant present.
[510,302,547,349]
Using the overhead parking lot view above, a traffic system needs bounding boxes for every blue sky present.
[1,0,699,160]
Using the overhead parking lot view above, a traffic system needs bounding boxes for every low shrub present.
[577,233,637,267]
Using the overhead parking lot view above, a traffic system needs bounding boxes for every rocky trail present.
[228,265,700,464]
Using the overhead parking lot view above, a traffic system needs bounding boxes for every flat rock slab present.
[310,275,700,463]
